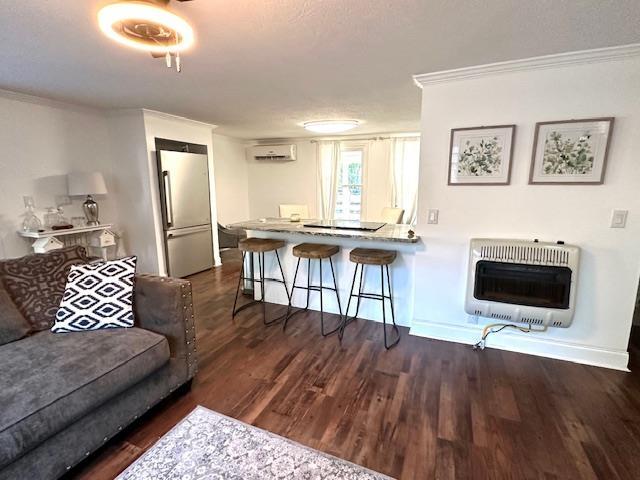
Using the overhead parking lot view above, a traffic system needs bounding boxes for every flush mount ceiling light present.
[98,0,195,72]
[303,120,360,134]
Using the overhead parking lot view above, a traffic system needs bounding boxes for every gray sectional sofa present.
[0,249,197,480]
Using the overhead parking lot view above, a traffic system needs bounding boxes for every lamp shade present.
[67,172,108,196]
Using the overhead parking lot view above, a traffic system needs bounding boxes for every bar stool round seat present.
[239,238,285,252]
[341,247,400,349]
[232,237,289,326]
[285,242,343,336]
[349,248,397,266]
[293,243,339,259]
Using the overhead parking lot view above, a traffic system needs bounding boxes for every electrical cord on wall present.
[472,322,548,350]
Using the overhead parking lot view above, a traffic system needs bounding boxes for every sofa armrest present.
[133,274,197,380]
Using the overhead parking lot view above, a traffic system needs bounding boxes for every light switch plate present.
[610,209,628,228]
[427,209,439,224]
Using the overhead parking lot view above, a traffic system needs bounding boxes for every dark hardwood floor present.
[71,250,640,479]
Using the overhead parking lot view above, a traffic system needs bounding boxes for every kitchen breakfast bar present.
[227,218,421,333]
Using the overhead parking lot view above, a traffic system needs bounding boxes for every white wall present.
[106,110,155,271]
[212,134,250,225]
[247,140,318,219]
[0,92,118,259]
[246,137,400,221]
[412,54,640,370]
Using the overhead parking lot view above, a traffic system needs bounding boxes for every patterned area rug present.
[117,406,393,479]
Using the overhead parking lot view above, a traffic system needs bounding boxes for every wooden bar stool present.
[232,238,289,326]
[284,243,343,336]
[340,248,400,349]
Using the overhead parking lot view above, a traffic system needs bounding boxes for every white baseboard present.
[409,321,630,372]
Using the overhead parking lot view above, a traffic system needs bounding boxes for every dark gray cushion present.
[0,288,30,346]
[1,360,188,480]
[0,246,90,331]
[0,328,169,469]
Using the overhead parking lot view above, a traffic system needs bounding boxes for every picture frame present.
[529,117,614,185]
[448,125,515,185]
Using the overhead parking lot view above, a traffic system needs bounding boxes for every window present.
[334,148,364,220]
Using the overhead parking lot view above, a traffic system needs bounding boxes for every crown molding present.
[0,92,219,130]
[141,109,218,129]
[413,43,640,88]
[0,88,101,113]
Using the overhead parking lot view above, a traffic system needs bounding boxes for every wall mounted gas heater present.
[465,238,580,328]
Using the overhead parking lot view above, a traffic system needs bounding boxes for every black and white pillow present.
[51,256,137,333]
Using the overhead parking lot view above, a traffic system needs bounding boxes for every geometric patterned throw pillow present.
[51,256,137,333]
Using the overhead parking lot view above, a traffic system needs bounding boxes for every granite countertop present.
[227,218,420,243]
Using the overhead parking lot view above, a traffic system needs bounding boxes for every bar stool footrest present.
[347,292,391,302]
[291,284,338,293]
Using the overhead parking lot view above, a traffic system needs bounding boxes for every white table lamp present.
[68,172,108,225]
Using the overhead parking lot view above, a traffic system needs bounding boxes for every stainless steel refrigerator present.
[157,149,214,278]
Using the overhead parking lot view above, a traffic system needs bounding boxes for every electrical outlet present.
[427,209,439,224]
[610,209,628,228]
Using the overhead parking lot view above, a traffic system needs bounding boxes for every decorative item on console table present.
[32,237,64,254]
[43,208,59,230]
[50,206,73,230]
[67,172,108,225]
[89,229,118,260]
[21,196,43,233]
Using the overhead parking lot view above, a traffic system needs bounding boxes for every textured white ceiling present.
[0,1,639,139]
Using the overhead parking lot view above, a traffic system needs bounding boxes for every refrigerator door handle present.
[162,170,174,228]
[166,225,211,238]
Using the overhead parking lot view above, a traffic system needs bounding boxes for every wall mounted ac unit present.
[250,144,296,161]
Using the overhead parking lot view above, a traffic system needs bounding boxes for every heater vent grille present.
[522,317,545,325]
[479,244,570,266]
[490,313,512,321]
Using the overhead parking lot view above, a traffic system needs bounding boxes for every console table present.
[18,224,117,260]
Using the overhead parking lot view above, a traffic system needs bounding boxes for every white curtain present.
[390,136,420,225]
[316,140,341,219]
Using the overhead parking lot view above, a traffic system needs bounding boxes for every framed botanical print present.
[448,125,515,185]
[529,117,614,185]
